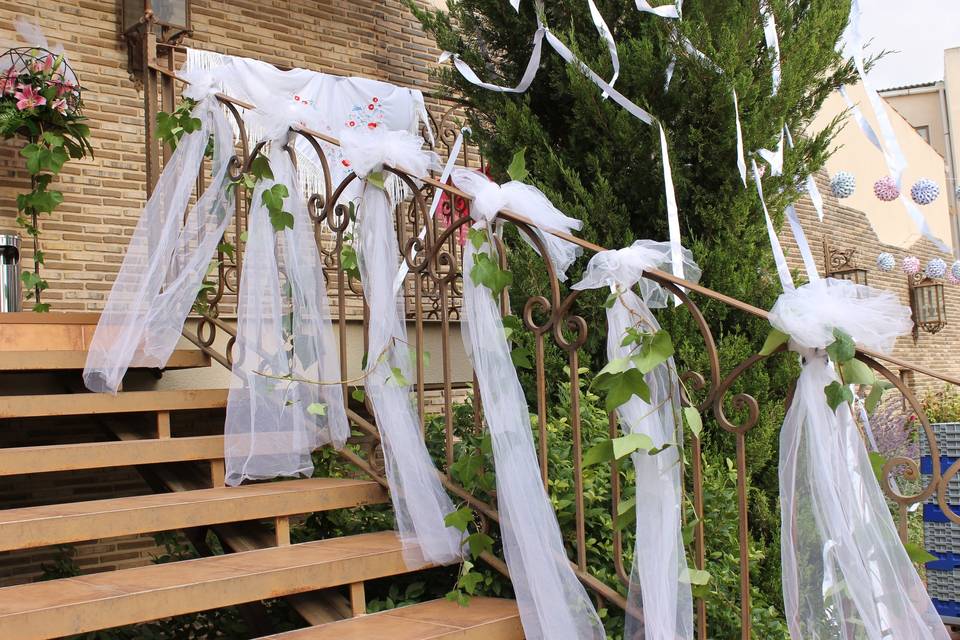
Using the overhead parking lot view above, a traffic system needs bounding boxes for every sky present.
[860,0,960,89]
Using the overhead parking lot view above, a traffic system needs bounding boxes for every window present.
[915,125,931,144]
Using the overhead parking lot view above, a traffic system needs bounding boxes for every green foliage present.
[469,249,513,296]
[921,388,960,424]
[156,99,201,151]
[262,183,294,232]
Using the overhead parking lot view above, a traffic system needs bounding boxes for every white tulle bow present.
[452,168,583,280]
[573,239,701,307]
[181,70,221,101]
[339,127,439,180]
[769,278,948,639]
[769,277,912,353]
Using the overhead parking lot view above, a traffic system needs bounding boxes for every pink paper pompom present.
[902,256,921,275]
[873,176,899,202]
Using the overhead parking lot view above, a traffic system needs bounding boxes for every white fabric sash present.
[84,93,235,393]
[224,137,349,486]
[341,128,464,567]
[572,240,698,640]
[769,278,948,640]
[456,169,604,639]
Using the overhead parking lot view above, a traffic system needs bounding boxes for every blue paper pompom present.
[830,171,856,199]
[911,178,940,205]
[926,257,947,280]
[952,260,960,281]
[876,252,895,272]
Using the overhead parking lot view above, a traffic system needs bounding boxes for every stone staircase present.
[0,312,522,639]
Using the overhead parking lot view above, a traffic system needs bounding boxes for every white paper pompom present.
[876,252,895,272]
[926,258,947,280]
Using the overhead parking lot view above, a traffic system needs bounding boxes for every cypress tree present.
[411,0,858,632]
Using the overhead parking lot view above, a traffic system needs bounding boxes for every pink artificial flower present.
[51,98,67,114]
[55,80,75,98]
[0,67,18,95]
[14,84,45,110]
[30,54,54,75]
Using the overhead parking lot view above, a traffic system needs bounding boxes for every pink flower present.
[14,84,45,110]
[0,67,18,95]
[372,97,379,103]
[367,122,377,129]
[51,98,67,114]
[30,55,54,75]
[348,120,356,127]
[55,80,75,98]
[367,104,374,110]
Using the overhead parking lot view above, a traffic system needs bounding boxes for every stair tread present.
[0,434,224,476]
[0,531,425,640]
[0,477,388,551]
[260,598,523,639]
[0,388,228,418]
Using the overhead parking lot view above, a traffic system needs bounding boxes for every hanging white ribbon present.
[456,169,604,640]
[769,278,948,640]
[393,127,470,296]
[762,3,782,96]
[784,128,825,222]
[341,127,464,567]
[224,136,350,485]
[635,0,680,18]
[84,90,235,393]
[733,89,747,187]
[585,0,620,97]
[752,159,794,291]
[572,240,698,640]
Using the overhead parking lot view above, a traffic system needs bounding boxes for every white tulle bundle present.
[769,278,948,639]
[452,168,583,280]
[224,135,349,486]
[84,90,235,393]
[341,128,464,566]
[457,171,604,640]
[572,240,698,640]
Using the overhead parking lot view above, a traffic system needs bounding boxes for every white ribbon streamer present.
[84,93,235,393]
[762,3,782,96]
[636,0,680,18]
[585,0,620,97]
[457,173,604,639]
[342,128,464,567]
[752,159,794,291]
[733,89,747,187]
[769,278,948,640]
[393,127,470,296]
[572,240,698,640]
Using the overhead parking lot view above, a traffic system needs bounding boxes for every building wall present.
[807,81,953,251]
[883,88,946,158]
[946,47,960,210]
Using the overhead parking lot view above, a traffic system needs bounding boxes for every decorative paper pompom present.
[949,272,960,286]
[830,171,856,199]
[911,178,940,205]
[952,260,960,281]
[926,258,947,279]
[902,256,921,275]
[873,176,899,202]
[876,252,895,272]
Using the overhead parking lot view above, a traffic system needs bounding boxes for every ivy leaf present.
[367,171,386,191]
[506,147,528,182]
[593,368,651,413]
[269,209,295,232]
[306,403,327,416]
[459,569,483,595]
[632,330,674,374]
[840,358,875,386]
[824,381,854,411]
[443,507,474,532]
[388,366,410,387]
[604,290,620,309]
[351,388,366,403]
[32,302,50,313]
[865,380,893,414]
[681,568,712,586]
[582,432,655,467]
[466,532,494,558]
[470,251,512,297]
[511,347,532,369]
[760,328,790,356]
[868,451,888,484]
[467,227,486,250]
[502,315,523,340]
[683,406,703,439]
[218,241,235,261]
[250,155,273,181]
[903,541,937,565]
[826,328,856,364]
[340,244,360,280]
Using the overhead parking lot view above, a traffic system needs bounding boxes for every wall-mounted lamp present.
[121,0,192,74]
[823,240,868,285]
[908,273,947,339]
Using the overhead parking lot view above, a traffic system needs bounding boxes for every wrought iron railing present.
[143,69,960,637]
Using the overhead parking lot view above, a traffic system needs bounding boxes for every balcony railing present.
[144,67,960,638]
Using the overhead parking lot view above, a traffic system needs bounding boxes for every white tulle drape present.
[769,278,948,639]
[572,240,698,640]
[342,128,464,566]
[455,169,603,640]
[224,136,349,486]
[84,93,235,393]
